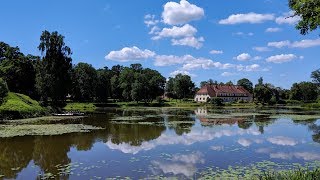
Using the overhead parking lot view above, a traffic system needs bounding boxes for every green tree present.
[254,85,273,104]
[173,74,195,99]
[237,78,253,93]
[36,31,72,105]
[225,81,234,85]
[71,63,98,101]
[96,67,111,102]
[289,0,320,35]
[0,78,8,104]
[119,67,135,101]
[290,82,318,102]
[0,42,37,97]
[311,69,320,85]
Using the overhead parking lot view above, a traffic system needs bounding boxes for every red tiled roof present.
[196,85,252,97]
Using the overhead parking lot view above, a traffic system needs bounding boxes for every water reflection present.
[0,108,319,179]
[151,152,204,177]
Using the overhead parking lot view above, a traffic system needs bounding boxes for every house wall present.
[195,95,253,102]
[194,94,211,102]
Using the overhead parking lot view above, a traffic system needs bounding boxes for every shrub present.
[210,97,224,106]
[0,78,9,104]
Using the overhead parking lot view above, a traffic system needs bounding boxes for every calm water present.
[1,108,320,179]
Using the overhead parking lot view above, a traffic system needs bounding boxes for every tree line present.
[1,30,320,106]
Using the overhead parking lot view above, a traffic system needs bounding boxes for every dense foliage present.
[1,30,320,107]
[289,0,320,35]
[0,78,8,104]
[166,74,195,99]
[36,31,73,105]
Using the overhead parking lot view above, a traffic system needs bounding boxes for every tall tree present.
[289,0,320,35]
[237,78,253,93]
[96,67,111,102]
[311,69,320,85]
[71,63,98,101]
[173,74,195,99]
[36,31,72,105]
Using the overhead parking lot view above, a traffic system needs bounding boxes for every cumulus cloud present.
[171,36,204,49]
[162,0,204,25]
[233,32,254,36]
[266,54,298,64]
[234,53,251,61]
[219,12,275,25]
[291,39,320,48]
[221,72,235,77]
[236,64,265,72]
[210,50,223,55]
[152,24,197,40]
[275,11,301,25]
[253,46,271,52]
[170,70,196,77]
[144,14,160,27]
[267,39,320,49]
[154,54,196,66]
[268,40,291,48]
[105,46,155,62]
[267,136,298,146]
[265,27,282,32]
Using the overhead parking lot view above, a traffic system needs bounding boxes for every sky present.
[1,0,319,89]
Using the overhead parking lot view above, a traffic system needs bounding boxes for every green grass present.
[0,92,47,119]
[64,102,96,112]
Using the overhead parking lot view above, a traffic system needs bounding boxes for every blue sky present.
[1,0,319,88]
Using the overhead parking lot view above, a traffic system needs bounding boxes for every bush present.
[0,78,9,104]
[210,97,224,106]
[286,99,303,105]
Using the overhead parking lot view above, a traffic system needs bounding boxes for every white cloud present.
[268,40,291,48]
[105,124,261,154]
[270,152,320,161]
[265,27,282,32]
[149,26,160,35]
[236,64,265,72]
[170,70,196,77]
[221,72,235,77]
[144,14,160,27]
[238,138,252,147]
[234,53,251,61]
[210,50,223,54]
[152,24,197,40]
[253,46,271,52]
[162,0,204,25]
[154,54,196,66]
[219,12,275,25]
[267,136,298,146]
[171,36,204,49]
[105,46,155,62]
[233,32,254,36]
[210,146,224,151]
[253,56,262,61]
[291,39,320,48]
[275,11,301,25]
[266,54,298,64]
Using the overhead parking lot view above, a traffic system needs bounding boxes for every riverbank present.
[0,92,47,120]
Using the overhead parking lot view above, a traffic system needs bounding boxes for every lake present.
[1,107,320,179]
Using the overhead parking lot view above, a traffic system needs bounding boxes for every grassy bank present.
[0,92,47,120]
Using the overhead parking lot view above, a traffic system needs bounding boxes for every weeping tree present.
[36,31,72,106]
